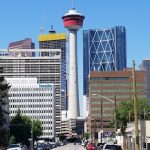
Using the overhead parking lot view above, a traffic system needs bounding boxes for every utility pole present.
[144,109,146,120]
[129,111,131,123]
[100,99,103,143]
[132,60,139,150]
[114,94,117,136]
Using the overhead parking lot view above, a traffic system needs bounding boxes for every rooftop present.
[63,8,82,16]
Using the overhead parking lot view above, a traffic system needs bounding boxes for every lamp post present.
[92,94,117,143]
[28,90,33,150]
[31,119,33,150]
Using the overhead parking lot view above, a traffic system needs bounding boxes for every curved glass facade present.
[83,26,127,95]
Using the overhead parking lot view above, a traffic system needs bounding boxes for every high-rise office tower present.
[62,8,85,118]
[8,38,35,49]
[38,29,67,111]
[140,59,150,105]
[83,26,127,96]
[0,49,61,134]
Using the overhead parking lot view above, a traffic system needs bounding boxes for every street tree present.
[116,98,150,136]
[83,132,90,141]
[9,135,15,144]
[0,76,11,147]
[10,110,31,145]
[32,119,42,141]
[10,110,43,145]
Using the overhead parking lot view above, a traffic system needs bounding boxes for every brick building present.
[86,69,147,140]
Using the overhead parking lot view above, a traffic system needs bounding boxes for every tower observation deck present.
[62,8,85,30]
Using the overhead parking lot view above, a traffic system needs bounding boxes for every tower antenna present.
[72,0,75,9]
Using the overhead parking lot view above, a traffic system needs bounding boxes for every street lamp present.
[31,119,33,150]
[92,94,117,143]
[27,90,33,150]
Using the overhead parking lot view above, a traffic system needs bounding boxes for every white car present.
[103,144,122,150]
[7,144,23,150]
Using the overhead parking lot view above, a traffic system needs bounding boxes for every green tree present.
[116,98,150,136]
[83,132,90,141]
[10,110,43,145]
[10,110,31,145]
[0,76,11,147]
[33,120,42,141]
[9,135,15,144]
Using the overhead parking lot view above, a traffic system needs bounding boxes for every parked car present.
[37,143,50,150]
[81,141,85,146]
[103,144,122,150]
[84,141,88,148]
[37,143,45,150]
[22,145,28,150]
[7,144,23,150]
[97,143,105,150]
[48,142,57,149]
[87,142,97,150]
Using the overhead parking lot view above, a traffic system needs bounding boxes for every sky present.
[0,0,150,115]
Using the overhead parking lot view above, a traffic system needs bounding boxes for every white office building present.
[7,78,55,139]
[0,49,62,134]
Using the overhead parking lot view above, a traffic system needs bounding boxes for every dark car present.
[97,143,105,150]
[37,143,45,150]
[37,143,50,150]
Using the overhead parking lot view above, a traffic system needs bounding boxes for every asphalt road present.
[53,143,86,150]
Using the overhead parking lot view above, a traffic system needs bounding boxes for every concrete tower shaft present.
[62,8,85,119]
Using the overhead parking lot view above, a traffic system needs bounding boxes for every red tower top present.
[62,8,85,30]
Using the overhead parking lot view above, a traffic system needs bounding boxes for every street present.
[53,143,86,150]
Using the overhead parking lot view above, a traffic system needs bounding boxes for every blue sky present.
[0,0,150,115]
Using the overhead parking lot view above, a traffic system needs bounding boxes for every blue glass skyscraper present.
[83,26,127,95]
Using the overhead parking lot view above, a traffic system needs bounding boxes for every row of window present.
[1,59,61,63]
[91,95,130,99]
[10,93,52,97]
[42,132,53,136]
[91,101,117,105]
[91,82,145,86]
[10,99,53,103]
[91,89,131,92]
[91,77,129,80]
[8,69,60,74]
[10,104,53,108]
[11,87,54,91]
[90,113,114,117]
[10,109,53,114]
[41,121,53,125]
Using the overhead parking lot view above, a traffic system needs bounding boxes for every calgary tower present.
[62,8,85,118]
